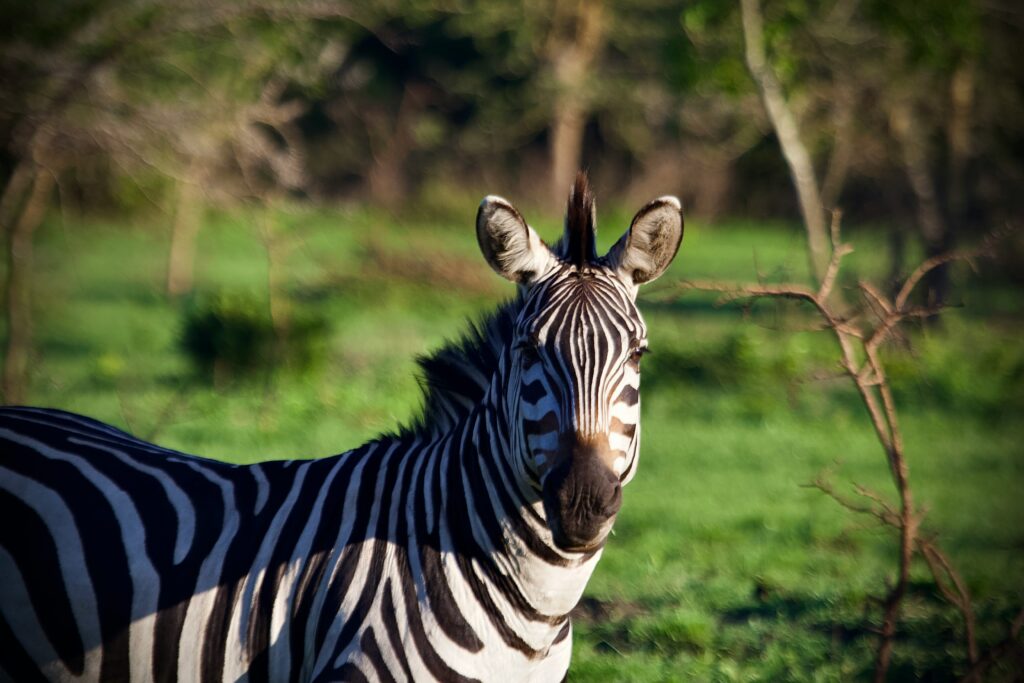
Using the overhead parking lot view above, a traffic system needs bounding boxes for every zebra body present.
[0,173,683,682]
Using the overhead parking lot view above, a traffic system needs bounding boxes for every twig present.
[894,230,1005,311]
[957,607,1024,682]
[859,281,893,317]
[918,538,978,667]
[668,218,1018,681]
[817,209,851,302]
[804,477,886,522]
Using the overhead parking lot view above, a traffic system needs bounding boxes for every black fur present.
[565,171,597,268]
[401,297,522,439]
[405,169,600,439]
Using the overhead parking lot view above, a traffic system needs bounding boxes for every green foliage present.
[883,321,1024,419]
[20,207,1024,679]
[181,292,273,378]
[628,609,716,654]
[5,0,1018,232]
[866,0,982,68]
[180,291,329,382]
[643,309,1024,423]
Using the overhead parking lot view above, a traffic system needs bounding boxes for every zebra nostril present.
[594,481,622,518]
[606,482,622,513]
[545,463,622,548]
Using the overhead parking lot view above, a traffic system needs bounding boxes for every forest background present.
[2,0,1022,679]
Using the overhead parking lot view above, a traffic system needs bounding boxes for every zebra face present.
[477,173,683,553]
[513,270,646,551]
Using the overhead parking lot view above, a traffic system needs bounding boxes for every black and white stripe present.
[0,172,683,682]
[514,267,646,484]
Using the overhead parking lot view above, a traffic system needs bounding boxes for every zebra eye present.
[517,340,541,364]
[628,346,649,367]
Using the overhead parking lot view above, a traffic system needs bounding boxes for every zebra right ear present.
[477,196,556,285]
[605,196,683,287]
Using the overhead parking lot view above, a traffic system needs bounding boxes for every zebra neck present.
[436,391,602,622]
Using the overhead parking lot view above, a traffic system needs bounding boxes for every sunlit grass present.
[11,203,1023,680]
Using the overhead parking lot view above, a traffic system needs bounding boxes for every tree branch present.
[740,0,830,285]
[666,219,1018,681]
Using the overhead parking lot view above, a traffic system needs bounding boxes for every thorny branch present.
[667,217,1017,681]
[957,608,1024,683]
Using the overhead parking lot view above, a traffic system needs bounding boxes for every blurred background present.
[1,0,1022,679]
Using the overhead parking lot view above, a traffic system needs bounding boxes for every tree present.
[868,0,983,306]
[0,0,358,399]
[544,0,605,210]
[740,0,830,285]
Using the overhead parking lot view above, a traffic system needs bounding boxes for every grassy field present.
[10,203,1024,680]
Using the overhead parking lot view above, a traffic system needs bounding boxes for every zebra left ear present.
[477,195,556,285]
[605,196,683,286]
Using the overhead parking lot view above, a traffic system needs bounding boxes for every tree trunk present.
[821,82,856,209]
[740,0,829,285]
[546,0,604,212]
[946,60,974,228]
[166,171,203,297]
[0,161,36,229]
[889,100,950,306]
[3,169,54,404]
[887,221,907,299]
[366,84,421,206]
[261,208,290,340]
[550,101,587,211]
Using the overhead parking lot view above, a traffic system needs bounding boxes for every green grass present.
[8,203,1024,680]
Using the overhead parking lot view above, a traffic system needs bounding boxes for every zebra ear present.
[477,195,555,284]
[605,196,683,286]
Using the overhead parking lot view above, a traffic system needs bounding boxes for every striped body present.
[0,174,683,681]
[0,394,587,681]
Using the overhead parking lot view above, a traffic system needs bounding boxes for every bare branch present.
[740,0,830,285]
[851,483,902,524]
[859,281,894,318]
[663,223,1021,680]
[805,477,880,519]
[894,230,1007,310]
[678,279,817,302]
[817,209,852,301]
[919,538,978,668]
[957,607,1024,682]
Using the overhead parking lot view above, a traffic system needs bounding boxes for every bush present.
[883,327,1024,419]
[180,292,329,383]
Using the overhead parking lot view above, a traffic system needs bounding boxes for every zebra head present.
[476,172,683,553]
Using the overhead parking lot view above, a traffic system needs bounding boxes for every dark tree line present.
[3,0,1021,222]
[1,0,1022,399]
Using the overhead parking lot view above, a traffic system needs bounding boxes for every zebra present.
[0,171,683,682]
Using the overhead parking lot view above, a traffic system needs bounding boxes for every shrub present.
[883,325,1024,419]
[180,292,329,383]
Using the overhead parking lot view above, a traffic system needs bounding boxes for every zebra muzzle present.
[541,435,623,552]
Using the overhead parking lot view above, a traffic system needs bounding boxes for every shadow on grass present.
[572,585,1000,681]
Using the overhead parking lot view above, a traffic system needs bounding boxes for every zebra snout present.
[542,437,623,552]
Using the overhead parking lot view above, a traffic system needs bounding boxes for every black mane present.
[401,171,598,439]
[399,296,522,439]
[564,170,597,268]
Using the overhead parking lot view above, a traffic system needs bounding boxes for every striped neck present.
[449,350,604,619]
[300,361,602,671]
